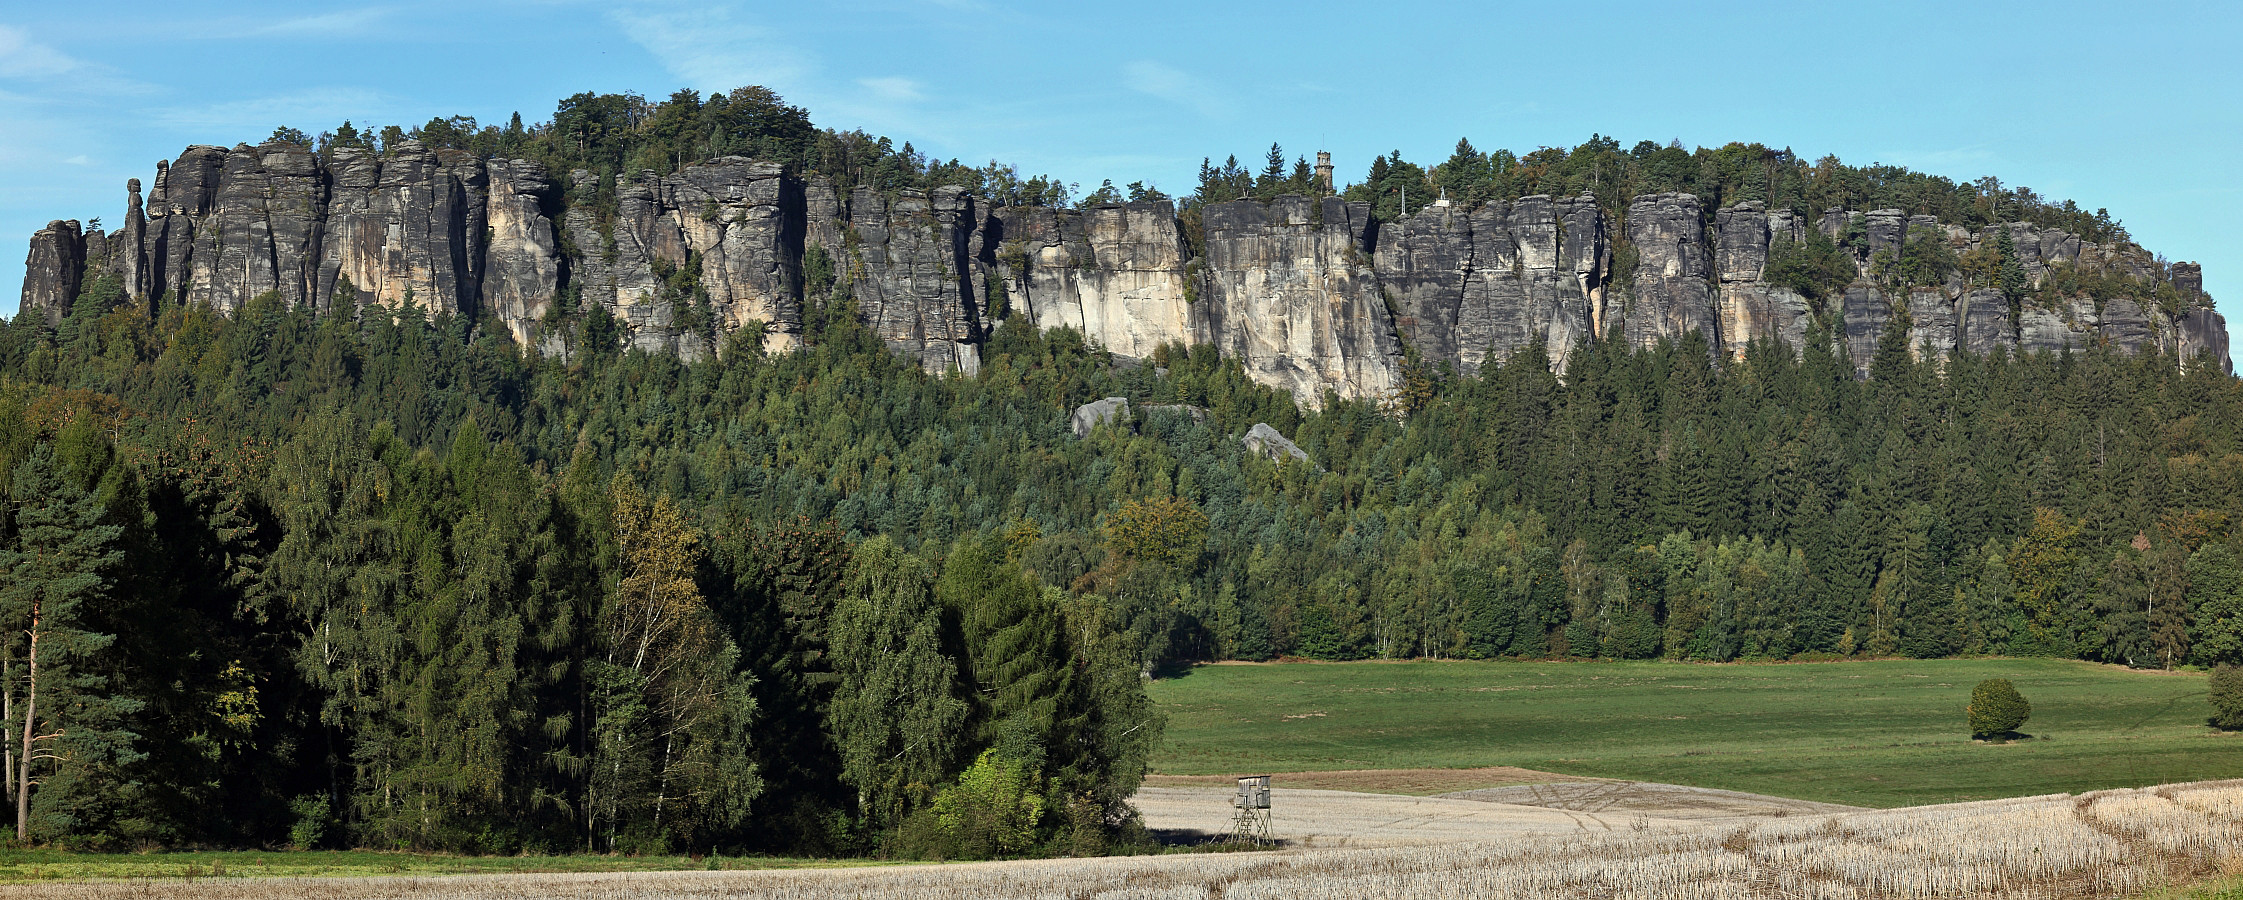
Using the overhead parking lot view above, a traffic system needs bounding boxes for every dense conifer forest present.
[3,85,2241,854]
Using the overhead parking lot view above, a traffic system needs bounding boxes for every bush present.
[1968,678,2031,739]
[2210,665,2243,730]
[288,794,333,850]
[897,750,1047,860]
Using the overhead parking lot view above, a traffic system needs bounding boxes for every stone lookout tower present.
[1314,151,1334,195]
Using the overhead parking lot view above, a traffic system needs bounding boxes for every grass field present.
[0,849,880,884]
[1147,657,2243,808]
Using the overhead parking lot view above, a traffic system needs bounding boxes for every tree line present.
[0,289,1165,855]
[8,257,2243,849]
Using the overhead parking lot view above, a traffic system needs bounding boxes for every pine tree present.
[0,445,137,842]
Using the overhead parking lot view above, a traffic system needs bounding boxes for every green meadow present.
[1147,657,2243,808]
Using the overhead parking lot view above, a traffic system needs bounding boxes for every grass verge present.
[0,849,889,883]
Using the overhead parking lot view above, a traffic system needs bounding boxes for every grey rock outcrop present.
[21,220,85,326]
[1376,193,1606,375]
[320,142,488,317]
[1070,397,1131,438]
[563,169,689,356]
[1195,196,1401,402]
[999,201,1192,361]
[26,144,2232,399]
[835,186,991,375]
[1242,423,1311,465]
[662,159,803,354]
[1628,195,2227,375]
[184,142,327,312]
[1624,193,1722,352]
[482,159,562,348]
[1710,201,1813,352]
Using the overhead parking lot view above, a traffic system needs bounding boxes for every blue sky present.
[4,0,2239,337]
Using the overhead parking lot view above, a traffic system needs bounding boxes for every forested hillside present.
[3,86,2243,854]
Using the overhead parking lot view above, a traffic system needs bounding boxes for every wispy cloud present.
[857,77,922,103]
[0,26,153,98]
[611,3,810,92]
[0,26,81,80]
[1123,60,1226,119]
[251,7,396,38]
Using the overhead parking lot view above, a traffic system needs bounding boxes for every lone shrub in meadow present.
[1969,678,2031,739]
[2210,665,2243,730]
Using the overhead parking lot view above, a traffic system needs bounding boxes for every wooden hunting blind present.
[1230,775,1272,844]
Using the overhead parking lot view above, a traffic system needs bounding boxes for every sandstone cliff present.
[1191,196,1401,402]
[1374,193,1606,375]
[25,145,2231,406]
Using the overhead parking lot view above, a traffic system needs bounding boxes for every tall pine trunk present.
[18,602,40,843]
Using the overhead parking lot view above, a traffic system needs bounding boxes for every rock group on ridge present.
[21,143,2230,406]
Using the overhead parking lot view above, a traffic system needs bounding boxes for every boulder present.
[1071,397,1130,438]
[1243,423,1310,465]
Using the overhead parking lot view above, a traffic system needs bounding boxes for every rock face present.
[1375,194,1606,375]
[27,146,2233,400]
[1625,193,1722,351]
[998,201,1191,361]
[1710,201,1813,353]
[1193,196,1402,402]
[186,142,327,312]
[320,142,487,318]
[21,220,85,326]
[835,186,992,375]
[481,159,563,348]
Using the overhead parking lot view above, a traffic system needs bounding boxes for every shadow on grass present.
[1971,731,2038,743]
[1149,659,1198,680]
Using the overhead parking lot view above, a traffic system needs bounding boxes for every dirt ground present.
[1134,772,1863,847]
[1141,765,1598,795]
[1132,786,1613,848]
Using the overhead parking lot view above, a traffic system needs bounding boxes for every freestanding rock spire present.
[20,220,84,326]
[120,178,147,300]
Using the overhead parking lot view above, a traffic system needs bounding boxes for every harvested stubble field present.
[13,781,2243,899]
[1133,780,1858,847]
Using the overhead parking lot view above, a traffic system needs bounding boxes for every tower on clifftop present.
[1314,151,1333,195]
